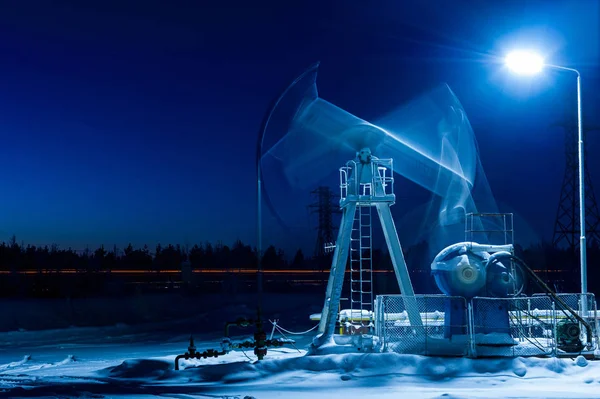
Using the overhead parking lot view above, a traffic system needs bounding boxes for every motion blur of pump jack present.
[181,62,599,367]
[253,63,600,360]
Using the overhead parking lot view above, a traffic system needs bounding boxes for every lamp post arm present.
[545,64,581,77]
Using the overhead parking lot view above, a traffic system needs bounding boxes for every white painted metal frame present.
[314,151,423,348]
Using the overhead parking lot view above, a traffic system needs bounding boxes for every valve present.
[254,306,267,360]
[220,337,232,352]
[174,335,226,370]
[174,307,295,370]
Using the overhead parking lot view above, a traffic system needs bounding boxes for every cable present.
[268,320,319,335]
[273,325,302,353]
[239,347,253,362]
[508,311,546,353]
[488,253,593,347]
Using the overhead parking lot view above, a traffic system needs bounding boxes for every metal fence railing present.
[375,293,598,358]
[375,295,469,356]
[471,296,554,357]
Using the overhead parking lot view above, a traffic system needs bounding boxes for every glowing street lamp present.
[505,51,544,75]
[505,51,587,297]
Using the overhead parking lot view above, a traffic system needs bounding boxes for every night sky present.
[0,0,599,253]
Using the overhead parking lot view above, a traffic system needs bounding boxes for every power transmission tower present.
[552,124,600,251]
[308,186,341,260]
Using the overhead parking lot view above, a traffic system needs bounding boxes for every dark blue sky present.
[0,0,598,251]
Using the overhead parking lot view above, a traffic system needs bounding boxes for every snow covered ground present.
[1,293,600,398]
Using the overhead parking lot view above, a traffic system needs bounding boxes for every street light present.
[505,51,544,75]
[504,50,587,296]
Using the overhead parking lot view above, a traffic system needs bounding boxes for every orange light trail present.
[0,268,396,275]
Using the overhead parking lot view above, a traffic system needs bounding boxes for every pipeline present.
[175,306,295,370]
[224,317,255,338]
[222,306,267,360]
[174,336,226,370]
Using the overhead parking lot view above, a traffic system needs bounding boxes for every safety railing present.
[339,158,394,204]
[375,293,598,358]
[375,295,469,356]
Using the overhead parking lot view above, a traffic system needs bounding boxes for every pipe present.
[174,336,227,370]
[224,317,254,338]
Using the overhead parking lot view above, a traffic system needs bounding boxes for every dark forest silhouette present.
[0,234,598,298]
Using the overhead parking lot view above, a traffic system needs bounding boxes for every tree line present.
[0,234,598,296]
[0,236,307,272]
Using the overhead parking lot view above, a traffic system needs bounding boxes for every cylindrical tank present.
[431,242,516,299]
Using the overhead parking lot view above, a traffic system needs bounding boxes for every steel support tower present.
[551,124,600,289]
[552,124,600,250]
[313,148,423,348]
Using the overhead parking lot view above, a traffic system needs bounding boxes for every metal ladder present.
[349,202,374,334]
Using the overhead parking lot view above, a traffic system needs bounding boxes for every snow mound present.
[102,359,174,379]
[55,355,77,366]
[100,352,600,387]
[0,355,31,370]
[576,355,589,367]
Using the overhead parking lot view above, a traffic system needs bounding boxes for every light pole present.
[505,51,587,296]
